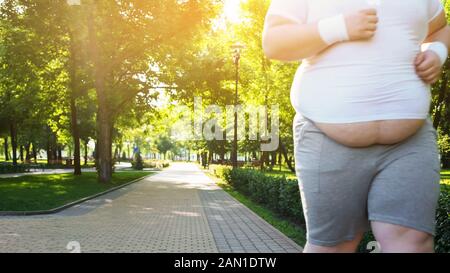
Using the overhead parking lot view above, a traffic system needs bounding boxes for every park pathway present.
[0,163,302,253]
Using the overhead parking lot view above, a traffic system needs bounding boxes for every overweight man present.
[263,0,450,253]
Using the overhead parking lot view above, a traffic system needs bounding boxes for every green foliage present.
[0,162,89,174]
[141,159,170,169]
[156,135,175,159]
[219,168,304,224]
[131,152,144,170]
[0,163,28,174]
[438,129,450,157]
[209,164,232,181]
[435,185,450,253]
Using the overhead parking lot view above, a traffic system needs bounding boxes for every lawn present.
[263,169,297,179]
[441,169,449,184]
[265,168,450,182]
[241,166,297,179]
[0,171,152,212]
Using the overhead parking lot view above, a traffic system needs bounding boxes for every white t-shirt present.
[266,0,444,123]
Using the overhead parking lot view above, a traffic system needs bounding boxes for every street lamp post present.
[231,42,244,169]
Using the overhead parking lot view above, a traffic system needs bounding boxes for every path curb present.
[0,172,157,217]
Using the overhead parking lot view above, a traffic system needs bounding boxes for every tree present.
[82,0,218,183]
[156,135,174,160]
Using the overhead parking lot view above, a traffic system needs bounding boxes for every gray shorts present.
[293,113,441,247]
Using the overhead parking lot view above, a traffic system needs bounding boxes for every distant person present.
[263,0,450,252]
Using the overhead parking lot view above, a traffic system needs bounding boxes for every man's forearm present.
[263,22,330,62]
[425,25,450,48]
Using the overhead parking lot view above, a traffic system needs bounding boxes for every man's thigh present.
[368,118,441,238]
[294,115,377,246]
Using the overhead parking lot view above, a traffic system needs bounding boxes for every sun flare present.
[223,0,244,23]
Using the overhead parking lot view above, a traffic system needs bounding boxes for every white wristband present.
[421,42,448,66]
[318,14,350,45]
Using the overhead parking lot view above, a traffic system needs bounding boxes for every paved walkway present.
[0,163,302,253]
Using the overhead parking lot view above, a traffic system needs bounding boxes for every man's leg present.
[294,115,375,253]
[303,232,364,253]
[368,118,440,253]
[371,222,434,253]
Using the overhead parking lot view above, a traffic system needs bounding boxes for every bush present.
[435,185,450,253]
[134,159,170,169]
[0,163,79,174]
[209,164,232,180]
[278,178,304,222]
[216,168,304,225]
[213,167,450,253]
[0,163,29,174]
[131,152,144,170]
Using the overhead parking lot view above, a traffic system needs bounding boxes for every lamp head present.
[231,42,245,55]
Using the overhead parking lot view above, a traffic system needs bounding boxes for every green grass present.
[441,169,449,183]
[0,171,152,212]
[207,172,307,247]
[262,169,297,179]
[243,165,297,179]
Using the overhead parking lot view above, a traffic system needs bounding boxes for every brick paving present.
[0,163,302,253]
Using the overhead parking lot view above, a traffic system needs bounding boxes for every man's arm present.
[425,10,450,46]
[262,9,378,62]
[262,17,329,61]
[415,10,450,84]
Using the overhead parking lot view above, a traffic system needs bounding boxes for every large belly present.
[295,0,431,147]
[315,119,425,147]
[294,46,431,147]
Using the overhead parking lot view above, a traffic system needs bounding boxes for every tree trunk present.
[52,146,57,164]
[97,110,113,183]
[208,150,213,165]
[3,137,9,161]
[113,146,119,160]
[10,122,17,166]
[57,146,62,164]
[270,151,277,167]
[260,151,268,171]
[68,30,82,175]
[89,2,113,183]
[93,141,98,167]
[32,144,37,164]
[279,140,295,173]
[84,139,88,166]
[25,143,31,162]
[278,151,282,171]
[46,144,52,165]
[220,151,225,163]
[70,96,82,175]
[19,145,24,162]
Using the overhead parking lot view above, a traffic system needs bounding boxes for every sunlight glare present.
[223,0,244,24]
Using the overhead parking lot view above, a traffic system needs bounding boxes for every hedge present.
[0,163,94,174]
[213,167,305,224]
[0,163,29,174]
[213,166,450,253]
[131,159,170,170]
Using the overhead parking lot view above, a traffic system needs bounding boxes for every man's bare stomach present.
[314,119,425,147]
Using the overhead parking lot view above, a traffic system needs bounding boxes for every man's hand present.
[415,50,443,84]
[345,9,378,41]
